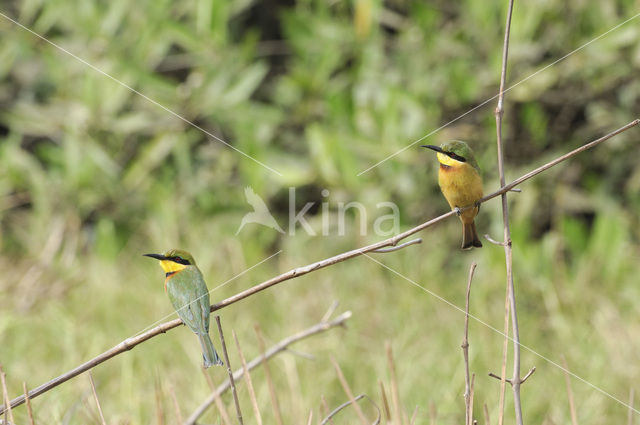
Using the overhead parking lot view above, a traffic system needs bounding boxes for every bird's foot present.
[454,207,462,216]
[474,200,481,212]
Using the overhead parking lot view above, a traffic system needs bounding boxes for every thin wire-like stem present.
[88,372,107,425]
[497,277,510,425]
[23,382,35,425]
[215,317,244,425]
[254,324,283,425]
[494,0,523,423]
[330,356,368,425]
[2,119,638,415]
[321,395,334,425]
[462,262,478,425]
[232,330,263,425]
[185,311,351,425]
[204,372,232,425]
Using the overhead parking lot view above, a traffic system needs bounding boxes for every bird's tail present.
[462,220,482,250]
[197,333,223,368]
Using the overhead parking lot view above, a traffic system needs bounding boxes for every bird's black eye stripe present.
[171,256,191,265]
[446,152,466,162]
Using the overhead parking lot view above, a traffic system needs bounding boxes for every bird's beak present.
[143,253,168,261]
[421,145,444,153]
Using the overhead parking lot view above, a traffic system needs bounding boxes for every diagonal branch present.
[184,311,352,425]
[0,118,638,415]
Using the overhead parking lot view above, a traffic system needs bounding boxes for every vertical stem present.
[494,0,523,424]
[215,316,244,425]
[462,262,478,425]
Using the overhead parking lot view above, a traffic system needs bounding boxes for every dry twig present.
[215,316,243,425]
[493,0,526,423]
[462,263,477,425]
[2,119,638,415]
[379,380,391,421]
[184,311,352,425]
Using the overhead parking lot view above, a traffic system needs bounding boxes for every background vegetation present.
[1,0,639,423]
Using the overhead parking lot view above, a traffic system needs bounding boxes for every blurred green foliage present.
[1,0,639,423]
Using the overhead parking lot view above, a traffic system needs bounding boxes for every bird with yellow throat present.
[422,141,483,249]
[144,249,223,368]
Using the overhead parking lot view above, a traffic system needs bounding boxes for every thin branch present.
[215,317,243,425]
[469,373,476,424]
[0,366,14,425]
[494,0,523,423]
[483,234,506,246]
[561,356,578,425]
[2,120,638,415]
[520,367,536,384]
[232,330,262,425]
[307,409,313,425]
[88,372,107,425]
[184,311,352,425]
[462,262,478,425]
[254,324,283,425]
[320,394,381,425]
[372,238,422,253]
[330,356,369,425]
[23,383,35,425]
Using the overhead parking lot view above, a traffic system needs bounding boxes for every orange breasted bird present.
[144,249,223,367]
[422,141,483,249]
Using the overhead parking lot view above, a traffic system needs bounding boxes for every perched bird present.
[144,249,223,367]
[236,186,285,235]
[422,141,483,249]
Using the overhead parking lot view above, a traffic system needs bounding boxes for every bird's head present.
[144,249,196,274]
[421,141,480,171]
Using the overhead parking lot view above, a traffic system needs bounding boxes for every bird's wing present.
[245,186,269,211]
[167,268,210,333]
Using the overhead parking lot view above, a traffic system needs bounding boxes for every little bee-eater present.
[144,249,223,368]
[422,141,483,249]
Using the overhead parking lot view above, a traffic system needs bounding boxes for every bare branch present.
[184,311,352,425]
[88,372,107,425]
[215,317,243,425]
[372,238,422,253]
[462,262,478,425]
[628,388,635,425]
[483,234,506,246]
[520,367,536,384]
[320,394,381,425]
[330,356,368,425]
[1,119,638,415]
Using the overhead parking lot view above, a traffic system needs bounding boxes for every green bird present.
[144,249,223,368]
